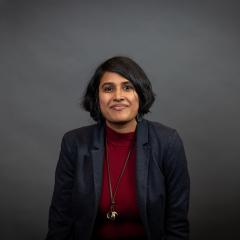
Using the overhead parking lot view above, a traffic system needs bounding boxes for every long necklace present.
[105,137,134,221]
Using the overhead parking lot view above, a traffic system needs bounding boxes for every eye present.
[123,84,134,91]
[103,85,113,92]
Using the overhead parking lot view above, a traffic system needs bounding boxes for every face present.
[98,71,139,129]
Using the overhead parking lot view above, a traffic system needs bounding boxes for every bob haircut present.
[82,56,155,122]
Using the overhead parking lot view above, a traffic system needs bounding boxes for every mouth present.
[110,104,128,111]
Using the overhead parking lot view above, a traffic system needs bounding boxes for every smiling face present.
[98,71,139,132]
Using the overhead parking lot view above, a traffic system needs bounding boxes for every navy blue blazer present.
[46,119,190,240]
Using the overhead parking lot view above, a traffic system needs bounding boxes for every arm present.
[164,130,190,240]
[46,133,76,240]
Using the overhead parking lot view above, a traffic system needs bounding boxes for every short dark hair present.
[82,56,155,122]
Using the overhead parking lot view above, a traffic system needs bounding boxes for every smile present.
[110,104,128,111]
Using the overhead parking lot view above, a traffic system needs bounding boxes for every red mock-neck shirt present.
[91,125,147,240]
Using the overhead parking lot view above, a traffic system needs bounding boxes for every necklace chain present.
[105,137,134,220]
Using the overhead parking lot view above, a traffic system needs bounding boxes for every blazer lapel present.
[90,122,105,212]
[135,119,151,237]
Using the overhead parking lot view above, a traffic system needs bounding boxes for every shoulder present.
[143,119,184,149]
[63,123,98,137]
[61,123,99,145]
[145,119,176,138]
[146,119,175,133]
[144,120,188,173]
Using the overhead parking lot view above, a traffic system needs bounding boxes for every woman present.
[46,56,190,240]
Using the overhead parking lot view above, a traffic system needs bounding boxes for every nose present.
[113,87,124,101]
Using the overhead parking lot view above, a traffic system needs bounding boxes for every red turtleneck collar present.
[106,125,135,146]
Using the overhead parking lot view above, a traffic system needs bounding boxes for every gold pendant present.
[107,210,118,220]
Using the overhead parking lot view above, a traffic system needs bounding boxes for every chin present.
[110,119,129,124]
[108,116,136,125]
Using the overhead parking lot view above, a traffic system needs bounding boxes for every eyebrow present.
[100,81,131,87]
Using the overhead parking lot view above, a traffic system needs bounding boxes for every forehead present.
[99,71,130,85]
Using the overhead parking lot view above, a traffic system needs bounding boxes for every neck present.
[106,119,137,133]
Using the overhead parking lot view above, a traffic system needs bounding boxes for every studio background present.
[1,0,239,239]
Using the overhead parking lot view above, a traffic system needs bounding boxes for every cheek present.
[135,102,140,112]
[98,99,105,112]
[98,94,103,110]
[133,95,140,110]
[99,94,109,109]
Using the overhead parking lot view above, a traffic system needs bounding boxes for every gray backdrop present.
[1,0,239,239]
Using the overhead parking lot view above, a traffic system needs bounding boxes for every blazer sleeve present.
[164,130,190,240]
[46,133,76,240]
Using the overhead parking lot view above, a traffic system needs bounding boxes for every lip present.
[110,104,128,111]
